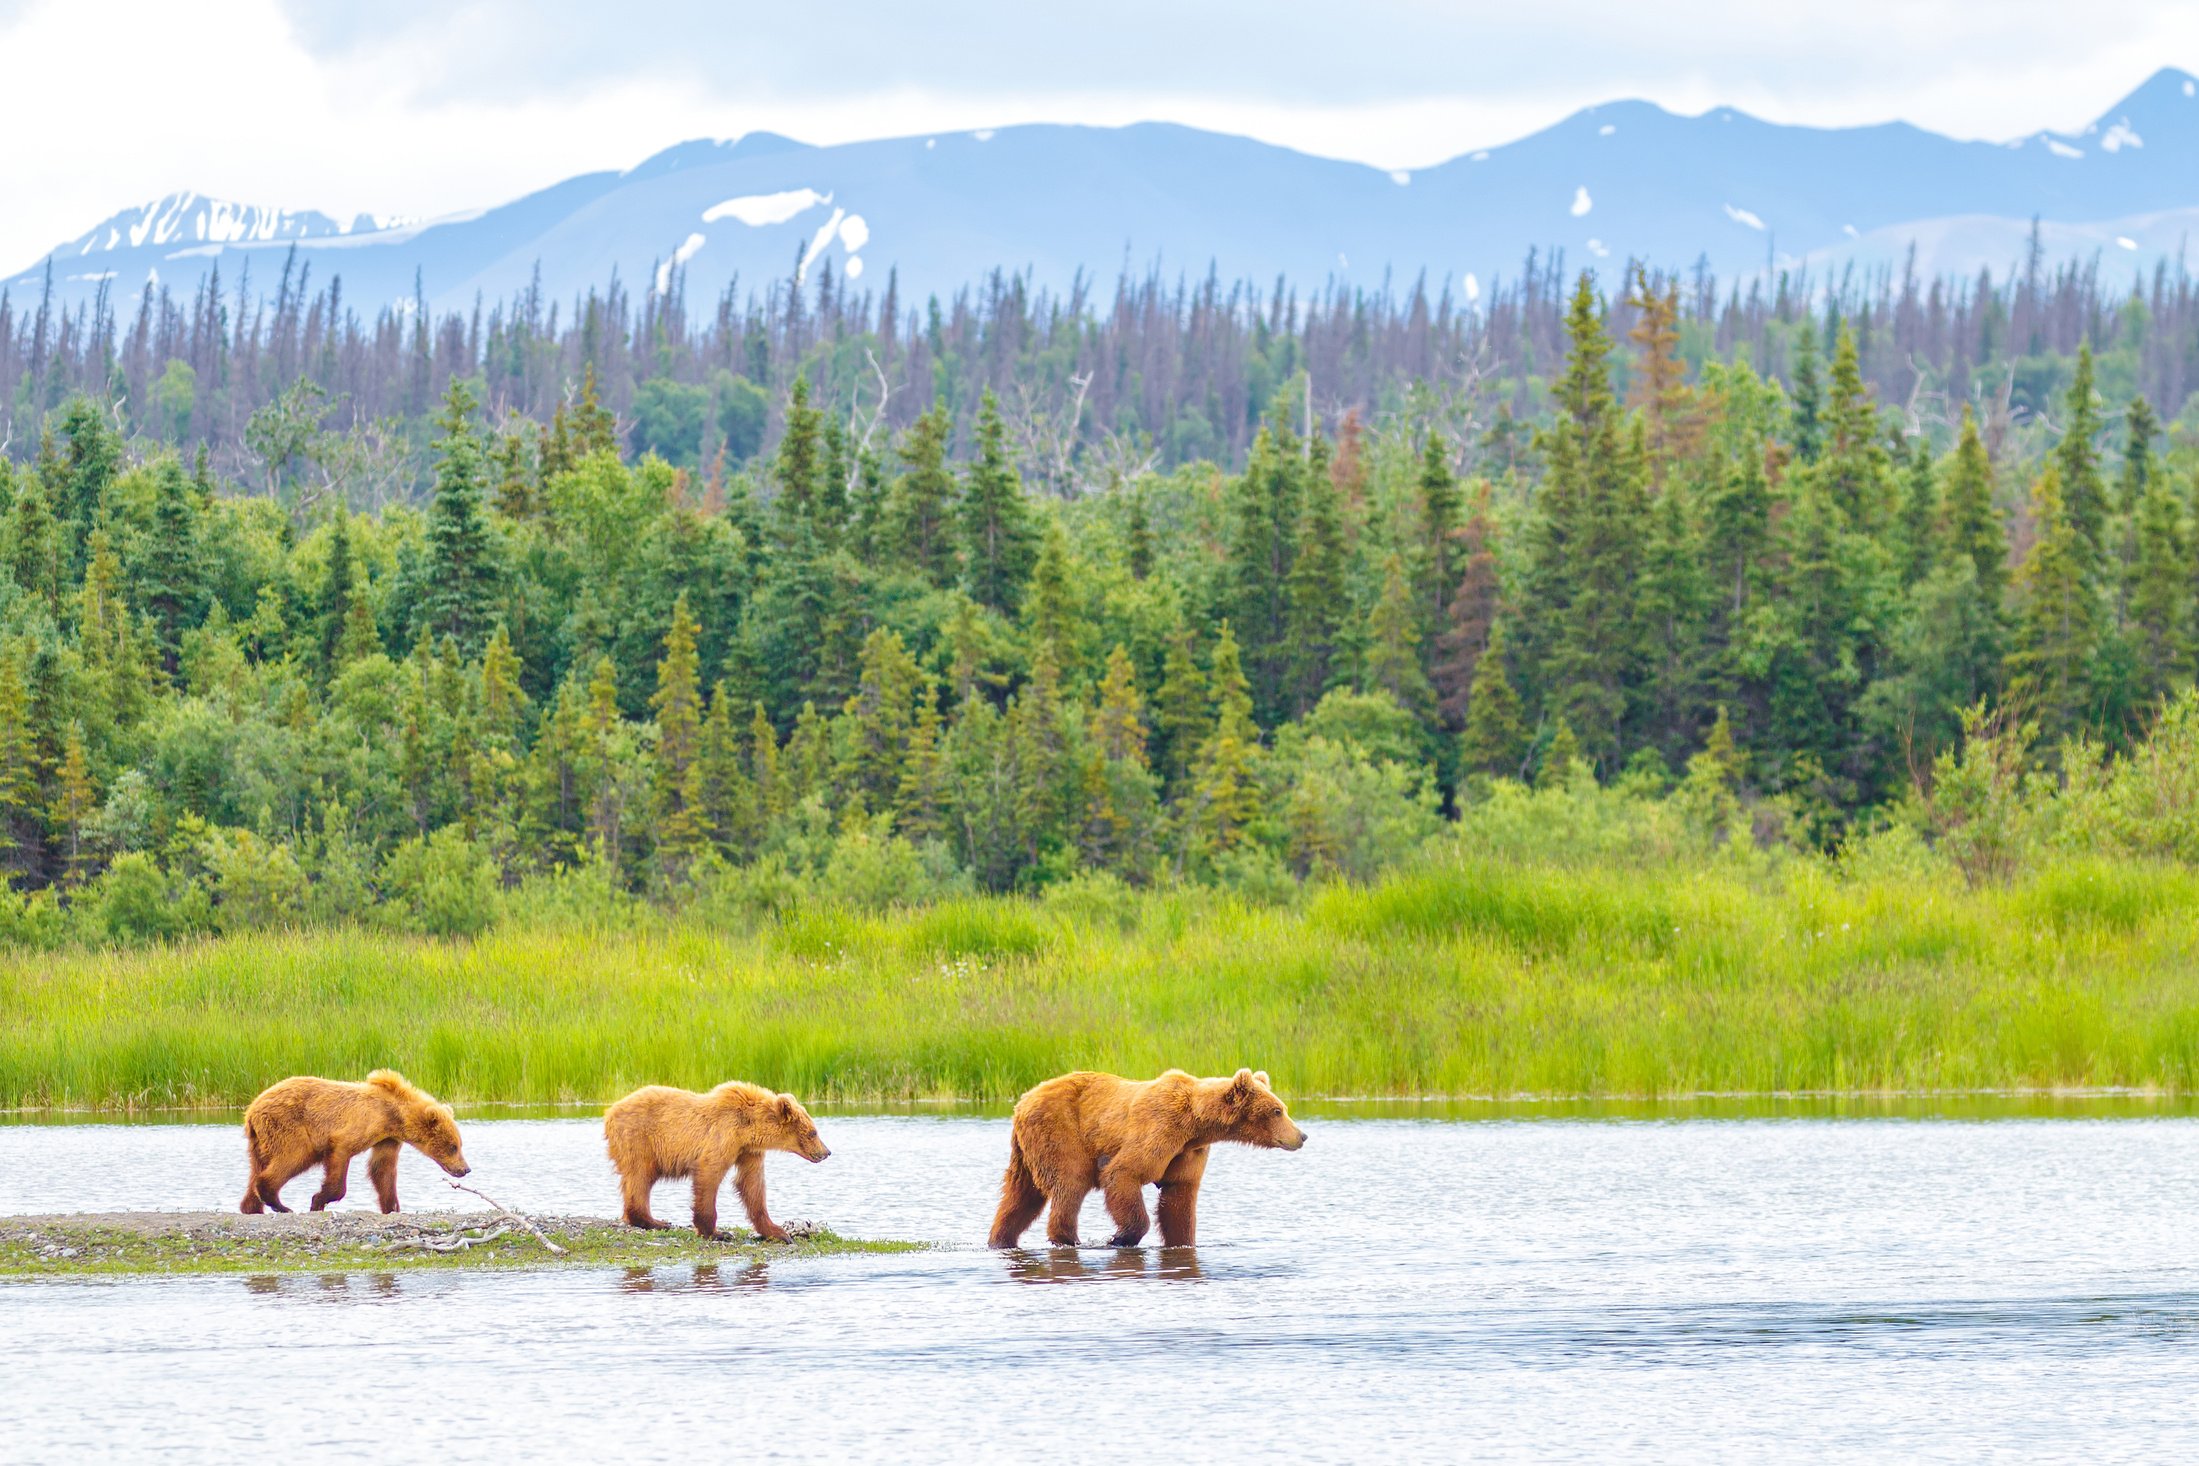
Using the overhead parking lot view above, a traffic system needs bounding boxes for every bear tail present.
[987,1132,1045,1248]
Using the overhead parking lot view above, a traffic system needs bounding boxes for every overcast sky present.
[3,0,2195,270]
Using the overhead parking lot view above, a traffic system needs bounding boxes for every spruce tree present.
[1093,645,1149,767]
[1185,624,1260,859]
[1417,432,1462,616]
[1281,447,1349,717]
[141,459,205,675]
[1522,273,1644,758]
[422,379,501,656]
[48,722,95,885]
[1361,552,1439,727]
[1223,427,1301,722]
[1125,487,1154,582]
[1538,718,1585,788]
[2118,396,2159,515]
[1458,619,1528,778]
[1788,326,1824,465]
[773,376,824,544]
[959,391,1038,615]
[2126,469,2192,702]
[1941,407,2006,610]
[841,626,922,812]
[6,473,58,608]
[1895,438,1937,587]
[650,594,706,876]
[1024,523,1080,681]
[2055,343,2108,574]
[1432,488,1500,729]
[318,509,356,680]
[2005,464,2100,747]
[0,654,37,871]
[889,404,959,587]
[1152,628,1208,793]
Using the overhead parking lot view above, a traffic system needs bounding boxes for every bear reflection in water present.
[240,1272,403,1299]
[1003,1247,1206,1284]
[618,1261,772,1294]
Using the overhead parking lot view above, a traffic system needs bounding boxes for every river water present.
[6,1112,2199,1462]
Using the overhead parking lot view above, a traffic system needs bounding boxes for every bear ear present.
[776,1094,796,1120]
[1254,1070,1270,1088]
[1228,1068,1255,1100]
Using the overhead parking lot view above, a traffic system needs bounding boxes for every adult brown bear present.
[603,1081,831,1240]
[988,1068,1305,1248]
[238,1070,469,1214]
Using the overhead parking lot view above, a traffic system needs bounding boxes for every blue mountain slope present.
[12,67,2198,316]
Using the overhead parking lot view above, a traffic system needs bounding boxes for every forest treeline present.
[5,236,2197,502]
[0,248,2194,944]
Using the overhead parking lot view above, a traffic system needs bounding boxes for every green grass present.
[6,850,2199,1110]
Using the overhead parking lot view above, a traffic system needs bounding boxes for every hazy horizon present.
[3,0,2196,269]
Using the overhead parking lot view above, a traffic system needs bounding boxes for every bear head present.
[1204,1068,1306,1151]
[764,1093,832,1164]
[370,1070,471,1177]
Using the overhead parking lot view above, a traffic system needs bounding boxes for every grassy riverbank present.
[0,1212,916,1277]
[7,840,2199,1111]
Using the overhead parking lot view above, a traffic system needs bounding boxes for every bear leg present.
[1156,1146,1208,1246]
[308,1149,352,1210]
[691,1164,728,1240]
[1102,1172,1150,1248]
[368,1141,402,1213]
[254,1143,314,1213]
[736,1153,789,1242]
[620,1167,667,1230]
[1044,1186,1088,1247]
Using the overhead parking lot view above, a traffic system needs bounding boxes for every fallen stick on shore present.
[444,1180,569,1256]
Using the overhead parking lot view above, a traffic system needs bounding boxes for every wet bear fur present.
[988,1068,1306,1248]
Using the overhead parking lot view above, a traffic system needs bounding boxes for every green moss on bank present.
[0,1212,921,1277]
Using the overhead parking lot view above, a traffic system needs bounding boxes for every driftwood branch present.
[377,1223,515,1255]
[444,1179,570,1256]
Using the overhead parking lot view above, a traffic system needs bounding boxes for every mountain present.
[13,68,2199,316]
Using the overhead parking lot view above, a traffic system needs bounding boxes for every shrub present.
[200,828,309,932]
[378,827,499,937]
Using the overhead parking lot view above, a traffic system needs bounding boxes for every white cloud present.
[1570,186,1593,217]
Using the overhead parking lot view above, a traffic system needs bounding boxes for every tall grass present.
[7,849,2199,1110]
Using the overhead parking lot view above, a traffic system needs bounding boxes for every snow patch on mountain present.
[702,189,827,226]
[2101,121,2143,152]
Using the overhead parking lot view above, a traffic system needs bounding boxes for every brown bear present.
[987,1067,1306,1248]
[238,1070,469,1215]
[603,1081,831,1241]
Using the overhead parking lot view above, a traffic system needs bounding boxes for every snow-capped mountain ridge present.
[15,67,2199,314]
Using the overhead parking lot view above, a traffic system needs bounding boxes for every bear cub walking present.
[239,1070,470,1214]
[604,1081,831,1240]
[990,1067,1306,1248]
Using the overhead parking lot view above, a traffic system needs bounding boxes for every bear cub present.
[239,1069,469,1215]
[604,1081,831,1241]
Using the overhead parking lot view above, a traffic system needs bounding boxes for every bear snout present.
[1281,1126,1307,1151]
[806,1145,831,1163]
[443,1158,472,1177]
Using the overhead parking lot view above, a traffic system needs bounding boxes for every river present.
[6,1111,2199,1462]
